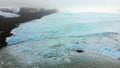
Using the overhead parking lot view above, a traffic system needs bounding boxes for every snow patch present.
[0,11,20,18]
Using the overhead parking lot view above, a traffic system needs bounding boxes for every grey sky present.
[0,0,120,9]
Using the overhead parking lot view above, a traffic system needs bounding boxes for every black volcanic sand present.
[0,8,57,49]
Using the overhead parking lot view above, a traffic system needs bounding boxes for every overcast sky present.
[0,0,120,9]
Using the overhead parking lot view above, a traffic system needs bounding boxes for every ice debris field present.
[4,12,120,64]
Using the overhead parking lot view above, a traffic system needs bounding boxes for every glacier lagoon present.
[2,12,120,67]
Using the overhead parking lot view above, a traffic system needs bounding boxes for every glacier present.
[3,32,120,67]
[3,12,120,67]
[6,12,120,45]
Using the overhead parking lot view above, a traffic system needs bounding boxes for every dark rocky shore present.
[0,7,57,49]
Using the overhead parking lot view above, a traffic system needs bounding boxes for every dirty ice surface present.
[0,10,20,18]
[4,32,120,66]
[5,12,120,65]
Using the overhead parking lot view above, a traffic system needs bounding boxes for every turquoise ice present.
[5,12,120,61]
[6,12,120,45]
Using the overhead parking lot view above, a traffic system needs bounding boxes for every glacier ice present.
[6,12,120,45]
[4,32,120,65]
[4,12,120,65]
